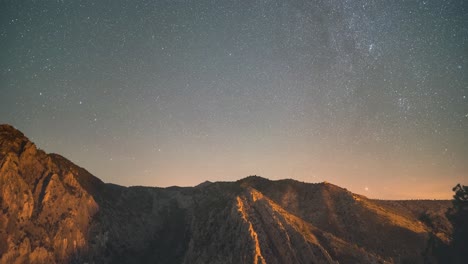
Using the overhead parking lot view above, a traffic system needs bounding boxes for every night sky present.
[1,0,467,199]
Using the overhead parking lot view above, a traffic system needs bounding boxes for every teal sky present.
[1,0,467,199]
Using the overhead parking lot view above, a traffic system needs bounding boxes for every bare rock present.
[0,125,454,264]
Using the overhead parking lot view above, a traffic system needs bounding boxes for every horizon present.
[1,122,462,200]
[1,1,467,200]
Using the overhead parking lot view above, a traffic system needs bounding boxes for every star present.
[0,0,464,199]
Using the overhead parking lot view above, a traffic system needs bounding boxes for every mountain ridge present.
[0,124,454,263]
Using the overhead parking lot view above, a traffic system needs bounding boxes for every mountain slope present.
[0,125,101,263]
[0,124,453,263]
[238,176,452,262]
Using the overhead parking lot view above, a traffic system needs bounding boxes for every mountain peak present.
[0,123,21,133]
[0,124,35,160]
[0,124,28,145]
[195,180,212,188]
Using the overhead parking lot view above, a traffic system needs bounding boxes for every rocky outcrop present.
[238,176,452,263]
[0,125,99,264]
[0,124,454,263]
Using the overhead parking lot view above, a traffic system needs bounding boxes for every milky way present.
[1,0,467,198]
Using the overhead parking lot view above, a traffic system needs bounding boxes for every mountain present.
[0,124,454,263]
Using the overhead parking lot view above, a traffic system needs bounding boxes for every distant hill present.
[0,124,454,263]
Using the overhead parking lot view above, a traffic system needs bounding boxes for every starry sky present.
[1,0,467,199]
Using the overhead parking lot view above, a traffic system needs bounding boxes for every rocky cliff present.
[0,124,453,263]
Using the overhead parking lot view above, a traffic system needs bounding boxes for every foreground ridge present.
[236,194,266,264]
[0,124,454,263]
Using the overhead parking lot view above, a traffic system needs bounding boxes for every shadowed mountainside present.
[0,124,454,263]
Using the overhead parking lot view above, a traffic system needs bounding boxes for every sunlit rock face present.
[0,124,453,263]
[0,125,99,264]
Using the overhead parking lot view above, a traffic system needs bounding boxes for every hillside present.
[0,124,454,263]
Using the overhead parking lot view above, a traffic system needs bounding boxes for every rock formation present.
[0,124,453,263]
